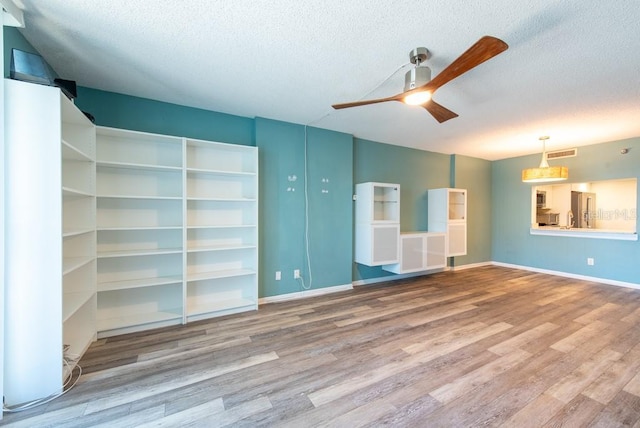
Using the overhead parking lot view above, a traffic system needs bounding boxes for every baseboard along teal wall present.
[255,118,353,297]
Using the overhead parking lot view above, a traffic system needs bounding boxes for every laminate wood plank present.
[83,351,278,414]
[376,285,439,301]
[588,391,640,427]
[92,404,167,428]
[318,397,398,428]
[550,320,611,352]
[574,302,621,324]
[502,393,566,428]
[546,347,623,403]
[363,395,442,427]
[582,341,640,404]
[488,322,560,355]
[429,348,532,404]
[623,371,640,397]
[542,394,604,428]
[422,347,568,427]
[534,286,580,306]
[308,322,512,408]
[333,290,477,328]
[402,321,512,355]
[622,306,640,323]
[135,399,225,427]
[402,303,478,327]
[0,402,89,428]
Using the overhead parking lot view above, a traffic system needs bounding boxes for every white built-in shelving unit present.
[184,138,258,322]
[428,188,467,257]
[355,182,400,266]
[95,129,258,336]
[95,128,185,336]
[3,80,259,404]
[4,79,97,406]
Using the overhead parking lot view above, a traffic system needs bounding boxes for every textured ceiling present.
[13,0,640,160]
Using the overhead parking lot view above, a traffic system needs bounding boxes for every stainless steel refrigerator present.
[571,191,596,228]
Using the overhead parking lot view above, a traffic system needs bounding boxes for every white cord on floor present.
[3,356,83,413]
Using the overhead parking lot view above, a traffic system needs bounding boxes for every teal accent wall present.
[492,137,640,284]
[353,138,451,281]
[75,87,254,146]
[255,118,353,297]
[454,155,493,266]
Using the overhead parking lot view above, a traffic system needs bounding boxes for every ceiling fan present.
[331,36,508,123]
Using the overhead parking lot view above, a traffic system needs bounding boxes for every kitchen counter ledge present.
[530,226,638,241]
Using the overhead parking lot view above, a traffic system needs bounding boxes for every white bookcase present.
[355,182,400,266]
[382,232,446,274]
[95,129,258,336]
[185,138,258,322]
[4,79,96,406]
[428,188,467,257]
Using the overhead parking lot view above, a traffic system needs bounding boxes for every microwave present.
[537,212,559,225]
[536,191,546,208]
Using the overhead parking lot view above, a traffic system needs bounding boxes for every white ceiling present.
[13,0,640,160]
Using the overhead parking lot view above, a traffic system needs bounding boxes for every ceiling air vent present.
[546,148,577,160]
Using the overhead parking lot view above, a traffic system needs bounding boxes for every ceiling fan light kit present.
[332,36,509,123]
[521,136,570,183]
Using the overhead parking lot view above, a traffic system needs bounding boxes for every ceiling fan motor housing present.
[404,66,431,91]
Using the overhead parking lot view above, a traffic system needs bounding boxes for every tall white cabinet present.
[355,182,400,266]
[95,129,258,336]
[428,188,467,257]
[4,79,97,406]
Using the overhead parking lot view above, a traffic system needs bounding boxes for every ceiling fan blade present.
[422,36,508,93]
[422,100,459,123]
[332,94,401,110]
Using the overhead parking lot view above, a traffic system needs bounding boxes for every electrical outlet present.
[587,258,595,266]
[275,271,281,280]
[294,269,301,279]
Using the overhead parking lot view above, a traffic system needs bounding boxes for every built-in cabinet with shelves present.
[185,139,258,322]
[382,232,447,274]
[95,129,258,336]
[95,128,185,336]
[4,79,96,406]
[428,188,467,257]
[355,182,400,266]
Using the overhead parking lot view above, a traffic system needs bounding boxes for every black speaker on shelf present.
[54,78,77,100]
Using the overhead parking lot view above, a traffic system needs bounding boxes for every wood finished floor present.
[5,266,640,427]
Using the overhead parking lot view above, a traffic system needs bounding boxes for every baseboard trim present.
[450,261,493,271]
[491,261,640,290]
[259,283,353,305]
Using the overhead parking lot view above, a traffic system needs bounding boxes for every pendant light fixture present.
[521,136,569,183]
